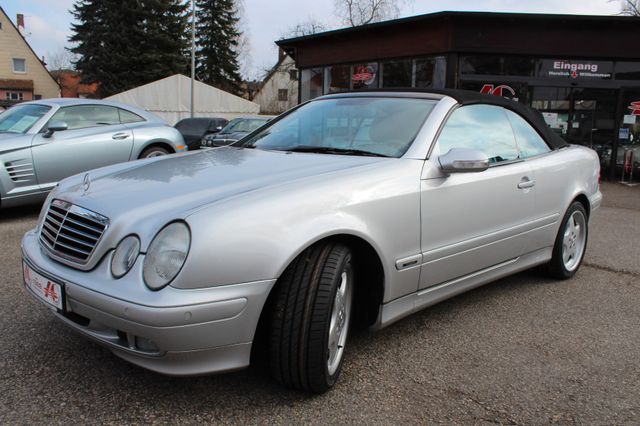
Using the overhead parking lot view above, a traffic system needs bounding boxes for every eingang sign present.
[539,59,613,80]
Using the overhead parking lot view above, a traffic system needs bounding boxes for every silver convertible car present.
[0,99,186,208]
[21,90,601,393]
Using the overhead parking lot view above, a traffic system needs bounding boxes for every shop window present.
[325,65,351,94]
[12,58,26,73]
[615,62,640,81]
[415,56,446,88]
[300,68,323,102]
[460,55,501,75]
[278,89,288,101]
[381,60,411,88]
[461,55,534,77]
[351,63,378,90]
[5,92,24,101]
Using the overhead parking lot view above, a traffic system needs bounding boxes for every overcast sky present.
[3,0,622,79]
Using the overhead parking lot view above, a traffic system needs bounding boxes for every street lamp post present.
[190,0,195,118]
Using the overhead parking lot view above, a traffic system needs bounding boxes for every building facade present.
[277,12,640,179]
[252,53,299,115]
[0,7,59,108]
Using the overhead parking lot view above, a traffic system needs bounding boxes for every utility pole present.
[190,0,196,118]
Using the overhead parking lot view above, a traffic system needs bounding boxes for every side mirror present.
[438,148,490,173]
[43,121,68,138]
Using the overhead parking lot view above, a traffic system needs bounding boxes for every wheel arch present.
[572,193,591,219]
[136,140,176,158]
[251,232,386,363]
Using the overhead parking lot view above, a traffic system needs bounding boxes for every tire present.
[269,242,354,393]
[543,201,589,279]
[139,146,170,159]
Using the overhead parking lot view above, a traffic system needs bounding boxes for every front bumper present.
[21,230,275,376]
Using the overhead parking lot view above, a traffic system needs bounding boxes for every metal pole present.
[190,0,195,118]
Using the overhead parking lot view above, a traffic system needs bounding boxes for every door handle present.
[517,177,536,189]
[112,132,130,140]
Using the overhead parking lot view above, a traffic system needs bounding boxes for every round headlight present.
[111,235,141,278]
[143,222,190,290]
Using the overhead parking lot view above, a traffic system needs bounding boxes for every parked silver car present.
[0,99,186,208]
[22,90,601,393]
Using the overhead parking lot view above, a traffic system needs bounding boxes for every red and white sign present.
[629,101,640,116]
[23,262,63,310]
[352,65,376,85]
[480,84,516,97]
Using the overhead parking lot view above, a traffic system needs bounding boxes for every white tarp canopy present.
[105,74,260,125]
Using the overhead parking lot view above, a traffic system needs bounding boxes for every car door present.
[419,104,535,289]
[504,109,565,254]
[31,104,134,191]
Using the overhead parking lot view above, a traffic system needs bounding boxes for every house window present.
[12,58,26,73]
[6,92,24,101]
[289,69,298,80]
[34,94,42,100]
[278,89,288,101]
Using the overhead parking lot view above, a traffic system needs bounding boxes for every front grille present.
[39,199,109,265]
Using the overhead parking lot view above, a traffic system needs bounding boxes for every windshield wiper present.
[281,145,389,157]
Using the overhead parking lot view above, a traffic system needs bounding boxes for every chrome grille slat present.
[38,199,109,265]
[59,215,104,235]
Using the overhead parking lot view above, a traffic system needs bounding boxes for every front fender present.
[174,159,425,303]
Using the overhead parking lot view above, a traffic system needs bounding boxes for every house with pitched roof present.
[0,7,59,108]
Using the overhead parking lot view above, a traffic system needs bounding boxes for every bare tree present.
[334,0,412,27]
[283,18,328,38]
[620,0,640,15]
[46,47,77,71]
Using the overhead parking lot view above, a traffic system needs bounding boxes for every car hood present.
[56,147,386,223]
[0,132,32,154]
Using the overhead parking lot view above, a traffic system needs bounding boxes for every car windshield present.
[0,104,51,134]
[221,118,267,133]
[238,97,437,158]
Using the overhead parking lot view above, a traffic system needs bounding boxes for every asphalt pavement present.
[0,182,638,424]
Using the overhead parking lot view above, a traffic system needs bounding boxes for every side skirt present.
[372,247,552,331]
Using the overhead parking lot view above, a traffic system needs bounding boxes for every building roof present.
[277,11,640,67]
[277,11,640,45]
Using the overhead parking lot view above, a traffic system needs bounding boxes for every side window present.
[49,105,120,130]
[505,110,551,158]
[118,108,145,124]
[436,104,519,164]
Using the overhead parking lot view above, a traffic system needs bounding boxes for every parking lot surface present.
[1,182,638,424]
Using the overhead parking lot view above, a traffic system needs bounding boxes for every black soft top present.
[321,89,568,150]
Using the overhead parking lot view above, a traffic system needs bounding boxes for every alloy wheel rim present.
[562,210,587,272]
[147,151,166,158]
[327,270,353,376]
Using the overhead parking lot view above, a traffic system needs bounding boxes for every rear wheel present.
[269,242,354,393]
[139,146,170,159]
[543,201,588,279]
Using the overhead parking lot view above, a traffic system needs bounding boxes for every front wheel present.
[543,201,589,279]
[269,242,354,393]
[139,146,170,159]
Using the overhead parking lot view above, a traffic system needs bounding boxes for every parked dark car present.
[201,116,272,147]
[174,117,228,150]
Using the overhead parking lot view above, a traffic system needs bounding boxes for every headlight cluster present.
[110,221,190,290]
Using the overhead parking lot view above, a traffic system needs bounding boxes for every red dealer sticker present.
[629,101,640,116]
[480,84,516,97]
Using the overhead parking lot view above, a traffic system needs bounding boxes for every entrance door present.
[616,88,640,181]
